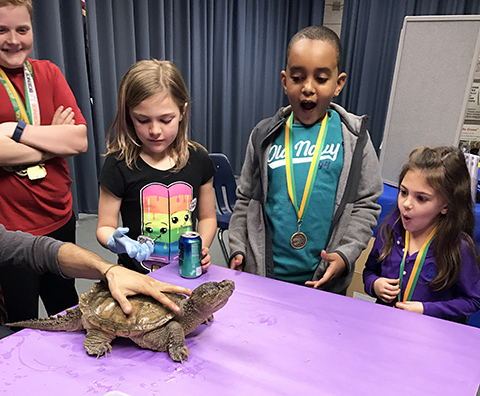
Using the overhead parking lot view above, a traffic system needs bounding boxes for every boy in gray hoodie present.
[228,26,382,294]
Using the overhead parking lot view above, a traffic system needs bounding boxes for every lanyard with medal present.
[0,61,46,180]
[285,111,329,249]
[398,228,436,302]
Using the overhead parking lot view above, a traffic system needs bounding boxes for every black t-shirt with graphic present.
[99,145,216,273]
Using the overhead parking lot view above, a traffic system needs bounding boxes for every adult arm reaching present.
[56,243,191,314]
[0,225,191,315]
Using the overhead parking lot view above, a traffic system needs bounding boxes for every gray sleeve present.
[0,225,66,277]
[228,133,256,259]
[334,134,383,271]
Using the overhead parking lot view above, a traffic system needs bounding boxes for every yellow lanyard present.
[285,112,329,224]
[399,228,436,302]
[0,61,39,125]
[0,67,30,122]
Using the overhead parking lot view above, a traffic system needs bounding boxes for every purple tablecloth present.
[1,263,480,395]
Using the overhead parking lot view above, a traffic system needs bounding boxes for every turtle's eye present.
[160,227,167,234]
[184,214,189,222]
[172,217,178,224]
[146,227,154,233]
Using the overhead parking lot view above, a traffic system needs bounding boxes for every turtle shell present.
[79,282,186,336]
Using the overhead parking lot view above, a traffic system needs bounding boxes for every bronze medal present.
[290,231,307,249]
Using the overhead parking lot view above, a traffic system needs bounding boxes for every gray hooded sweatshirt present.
[229,103,383,294]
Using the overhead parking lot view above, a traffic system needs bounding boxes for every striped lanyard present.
[398,228,436,302]
[284,111,329,227]
[0,60,40,125]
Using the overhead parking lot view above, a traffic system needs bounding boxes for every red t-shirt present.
[0,59,86,235]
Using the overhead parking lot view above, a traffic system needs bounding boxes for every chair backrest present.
[209,153,237,215]
[467,309,480,328]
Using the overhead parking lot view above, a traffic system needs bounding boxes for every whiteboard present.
[379,15,480,186]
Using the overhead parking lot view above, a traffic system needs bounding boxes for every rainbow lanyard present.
[0,61,39,125]
[284,112,329,227]
[398,228,436,302]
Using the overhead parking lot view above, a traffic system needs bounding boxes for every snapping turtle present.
[7,279,235,363]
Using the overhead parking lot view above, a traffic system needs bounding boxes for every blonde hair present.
[0,0,33,21]
[105,59,197,171]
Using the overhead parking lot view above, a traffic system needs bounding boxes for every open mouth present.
[300,100,317,111]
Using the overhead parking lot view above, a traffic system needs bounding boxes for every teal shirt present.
[265,110,344,284]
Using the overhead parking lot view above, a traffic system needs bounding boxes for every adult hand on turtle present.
[103,264,191,314]
[305,250,345,289]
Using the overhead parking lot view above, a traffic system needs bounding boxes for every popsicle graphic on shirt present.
[140,182,195,271]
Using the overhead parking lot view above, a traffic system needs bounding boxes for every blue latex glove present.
[107,227,154,262]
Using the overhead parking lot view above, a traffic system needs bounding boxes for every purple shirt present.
[363,209,480,320]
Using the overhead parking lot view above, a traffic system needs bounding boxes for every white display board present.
[379,16,480,186]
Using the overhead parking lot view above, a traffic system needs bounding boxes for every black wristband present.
[12,120,26,142]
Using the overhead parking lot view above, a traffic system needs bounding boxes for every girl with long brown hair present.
[363,146,480,321]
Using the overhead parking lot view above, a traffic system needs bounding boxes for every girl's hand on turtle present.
[104,264,191,314]
[200,247,211,270]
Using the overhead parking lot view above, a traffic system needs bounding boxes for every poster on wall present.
[461,56,480,146]
[462,124,480,141]
[465,81,480,123]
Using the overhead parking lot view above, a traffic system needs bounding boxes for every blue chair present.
[209,153,237,264]
[467,310,480,328]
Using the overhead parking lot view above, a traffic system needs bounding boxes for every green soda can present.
[179,231,202,278]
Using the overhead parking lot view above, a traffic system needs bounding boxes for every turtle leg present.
[84,328,115,358]
[131,321,189,363]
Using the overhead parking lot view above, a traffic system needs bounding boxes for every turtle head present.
[189,279,235,313]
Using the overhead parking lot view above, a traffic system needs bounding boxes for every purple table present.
[1,264,480,396]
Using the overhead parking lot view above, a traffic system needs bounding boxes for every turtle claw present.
[85,342,112,358]
[202,315,214,326]
[97,347,112,359]
[169,345,190,363]
[84,328,114,358]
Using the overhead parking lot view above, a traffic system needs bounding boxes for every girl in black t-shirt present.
[96,60,216,273]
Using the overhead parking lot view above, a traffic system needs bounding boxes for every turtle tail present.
[6,307,84,332]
